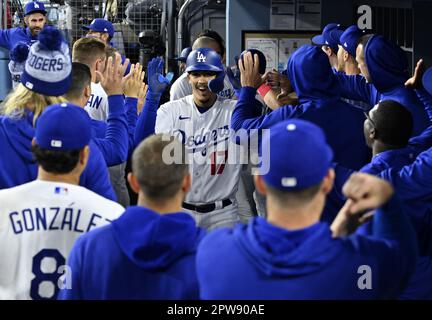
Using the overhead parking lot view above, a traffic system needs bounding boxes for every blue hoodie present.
[0,27,38,50]
[0,111,116,200]
[231,45,371,170]
[89,95,129,166]
[197,197,417,299]
[58,206,206,300]
[335,35,429,137]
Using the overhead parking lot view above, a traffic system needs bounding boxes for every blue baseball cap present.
[176,47,192,62]
[82,18,115,38]
[422,67,432,96]
[261,119,333,190]
[35,103,92,151]
[186,48,224,73]
[312,23,345,52]
[339,25,367,57]
[24,1,47,16]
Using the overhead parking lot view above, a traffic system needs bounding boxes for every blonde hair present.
[72,37,107,66]
[1,84,67,125]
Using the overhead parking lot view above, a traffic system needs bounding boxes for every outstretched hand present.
[405,59,424,89]
[123,63,145,98]
[96,52,130,96]
[239,52,264,89]
[147,57,173,95]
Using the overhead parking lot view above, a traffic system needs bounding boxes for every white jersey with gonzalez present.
[155,95,242,206]
[0,180,124,300]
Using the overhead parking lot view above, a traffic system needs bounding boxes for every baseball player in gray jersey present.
[136,49,244,230]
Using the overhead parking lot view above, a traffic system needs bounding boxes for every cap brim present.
[312,35,325,45]
[422,67,432,96]
[82,25,91,31]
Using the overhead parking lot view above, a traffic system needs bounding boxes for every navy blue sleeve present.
[334,72,380,107]
[92,95,128,166]
[231,86,299,132]
[124,97,138,156]
[79,141,117,201]
[372,195,418,286]
[133,92,161,147]
[379,147,432,202]
[408,89,432,152]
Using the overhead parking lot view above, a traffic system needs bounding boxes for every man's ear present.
[369,127,377,141]
[127,172,141,194]
[182,173,191,194]
[80,145,90,167]
[253,175,267,196]
[322,168,335,194]
[343,51,349,62]
[84,84,91,99]
[102,34,109,43]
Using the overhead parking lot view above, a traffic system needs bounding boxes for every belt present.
[182,199,232,213]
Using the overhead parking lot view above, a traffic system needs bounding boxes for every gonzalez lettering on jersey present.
[9,207,112,234]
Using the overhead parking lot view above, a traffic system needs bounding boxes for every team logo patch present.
[197,51,206,63]
[281,177,297,187]
[51,140,62,148]
[54,186,68,195]
[34,3,39,8]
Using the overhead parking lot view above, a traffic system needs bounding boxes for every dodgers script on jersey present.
[0,180,124,300]
[155,95,243,207]
[85,82,109,122]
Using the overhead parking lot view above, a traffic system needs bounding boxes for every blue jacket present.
[91,95,129,166]
[0,27,38,50]
[0,111,116,200]
[91,97,138,158]
[197,197,417,299]
[231,45,371,170]
[58,206,205,300]
[335,35,429,137]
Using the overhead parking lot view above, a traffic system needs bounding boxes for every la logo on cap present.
[104,28,108,32]
[344,42,348,47]
[197,52,206,63]
[34,3,39,8]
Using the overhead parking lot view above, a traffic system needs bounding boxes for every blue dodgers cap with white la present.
[21,26,72,96]
[312,23,345,52]
[339,25,366,57]
[261,119,333,190]
[82,18,115,38]
[24,1,47,16]
[35,103,92,151]
[186,48,224,73]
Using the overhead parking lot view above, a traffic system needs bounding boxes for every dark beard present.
[30,27,42,36]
